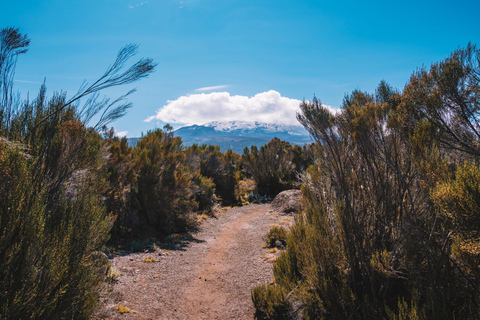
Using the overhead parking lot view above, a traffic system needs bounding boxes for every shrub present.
[186,144,241,205]
[242,138,296,198]
[265,226,288,248]
[235,178,256,205]
[0,27,155,319]
[251,284,291,320]
[133,129,199,236]
[0,145,112,320]
[254,46,480,319]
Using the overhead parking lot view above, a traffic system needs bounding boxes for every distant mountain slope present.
[127,121,312,153]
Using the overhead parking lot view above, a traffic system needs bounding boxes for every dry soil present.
[97,204,293,320]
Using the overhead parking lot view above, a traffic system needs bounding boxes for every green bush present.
[106,129,221,241]
[0,141,112,320]
[0,27,155,319]
[192,173,216,213]
[265,226,288,248]
[186,144,241,205]
[253,45,480,319]
[251,284,291,320]
[134,129,198,235]
[242,138,296,198]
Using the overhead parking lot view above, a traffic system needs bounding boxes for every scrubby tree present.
[104,129,222,242]
[397,43,480,159]
[0,27,156,319]
[242,138,296,198]
[133,129,200,235]
[185,144,241,205]
[253,45,480,319]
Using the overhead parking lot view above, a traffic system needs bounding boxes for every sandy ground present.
[97,204,293,320]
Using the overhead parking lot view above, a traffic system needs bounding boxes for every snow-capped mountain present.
[174,121,312,153]
[204,121,304,134]
[127,121,312,154]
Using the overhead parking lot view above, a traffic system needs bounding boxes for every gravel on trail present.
[97,204,293,320]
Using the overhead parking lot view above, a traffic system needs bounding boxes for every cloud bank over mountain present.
[145,90,337,126]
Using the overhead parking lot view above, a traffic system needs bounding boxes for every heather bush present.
[242,138,296,197]
[253,45,480,319]
[0,27,155,319]
[242,138,313,198]
[105,129,221,241]
[186,144,241,205]
[251,284,291,320]
[265,226,288,248]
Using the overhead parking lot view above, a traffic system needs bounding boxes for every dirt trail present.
[99,204,292,319]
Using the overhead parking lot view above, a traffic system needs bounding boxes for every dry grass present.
[107,266,121,281]
[116,305,130,313]
[197,213,209,223]
[143,256,155,262]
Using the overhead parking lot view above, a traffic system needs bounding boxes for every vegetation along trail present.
[100,204,292,319]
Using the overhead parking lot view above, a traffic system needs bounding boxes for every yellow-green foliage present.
[0,136,112,320]
[242,138,296,197]
[0,27,155,319]
[432,162,480,275]
[106,129,223,241]
[386,297,425,320]
[265,226,288,248]
[272,192,355,319]
[236,178,256,205]
[134,129,198,235]
[192,173,216,213]
[254,46,480,319]
[186,144,241,205]
[251,284,290,320]
[116,304,130,313]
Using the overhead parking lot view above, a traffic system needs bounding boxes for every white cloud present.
[115,130,128,137]
[145,90,337,126]
[195,85,230,92]
[128,1,148,9]
[100,129,128,137]
[15,80,43,84]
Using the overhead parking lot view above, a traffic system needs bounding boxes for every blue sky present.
[2,0,479,137]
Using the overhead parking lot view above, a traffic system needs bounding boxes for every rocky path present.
[98,204,292,319]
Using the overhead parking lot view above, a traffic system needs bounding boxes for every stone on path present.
[270,189,302,214]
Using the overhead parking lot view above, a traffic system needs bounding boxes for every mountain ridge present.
[127,121,312,153]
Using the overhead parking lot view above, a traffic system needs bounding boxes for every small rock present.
[274,239,286,249]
